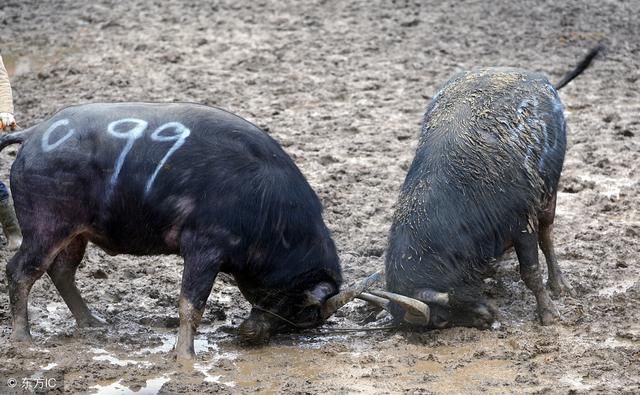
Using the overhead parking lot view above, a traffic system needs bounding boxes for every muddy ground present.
[0,0,638,393]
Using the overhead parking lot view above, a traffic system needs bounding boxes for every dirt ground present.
[0,0,638,394]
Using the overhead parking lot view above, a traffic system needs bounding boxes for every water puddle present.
[91,348,152,367]
[91,375,171,395]
[135,335,176,354]
[130,330,239,388]
[193,363,223,384]
[134,331,231,355]
[40,363,58,371]
[193,362,236,387]
[560,372,592,391]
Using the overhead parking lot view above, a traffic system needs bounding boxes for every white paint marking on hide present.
[537,121,549,171]
[107,118,148,188]
[41,119,75,152]
[517,97,538,116]
[145,122,191,195]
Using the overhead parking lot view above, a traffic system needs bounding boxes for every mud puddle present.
[91,375,171,395]
[221,333,518,394]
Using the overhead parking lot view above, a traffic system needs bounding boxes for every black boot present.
[0,198,22,250]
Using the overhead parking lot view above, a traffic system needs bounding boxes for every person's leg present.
[0,181,22,250]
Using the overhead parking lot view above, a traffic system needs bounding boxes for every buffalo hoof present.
[77,313,108,328]
[538,305,560,325]
[548,276,576,298]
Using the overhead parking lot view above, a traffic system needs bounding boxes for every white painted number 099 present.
[42,118,191,195]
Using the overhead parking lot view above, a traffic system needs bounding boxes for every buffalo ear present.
[303,282,337,307]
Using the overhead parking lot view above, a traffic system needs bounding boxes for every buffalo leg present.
[538,194,574,296]
[538,224,574,296]
[47,235,106,327]
[513,228,559,325]
[7,233,73,341]
[175,235,222,360]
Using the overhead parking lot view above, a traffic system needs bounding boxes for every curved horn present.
[367,290,430,326]
[414,288,450,306]
[321,271,382,319]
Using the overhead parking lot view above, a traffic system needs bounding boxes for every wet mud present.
[0,0,638,393]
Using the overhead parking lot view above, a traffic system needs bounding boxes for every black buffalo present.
[0,103,365,359]
[368,46,602,328]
